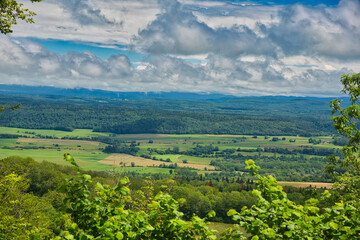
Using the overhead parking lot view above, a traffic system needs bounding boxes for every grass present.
[0,148,111,170]
[0,127,111,138]
[177,155,212,165]
[0,138,17,147]
[0,127,341,174]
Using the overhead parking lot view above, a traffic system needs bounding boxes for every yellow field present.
[278,181,333,189]
[99,154,215,170]
[17,138,100,146]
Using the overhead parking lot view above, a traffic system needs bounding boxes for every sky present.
[1,0,359,96]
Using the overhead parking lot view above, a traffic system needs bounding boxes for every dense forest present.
[0,94,335,136]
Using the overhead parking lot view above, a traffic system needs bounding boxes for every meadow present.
[0,126,340,183]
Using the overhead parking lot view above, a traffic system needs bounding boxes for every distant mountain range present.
[0,84,345,102]
[0,84,235,100]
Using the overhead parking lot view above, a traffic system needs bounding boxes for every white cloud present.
[267,0,360,59]
[12,0,160,45]
[2,0,360,97]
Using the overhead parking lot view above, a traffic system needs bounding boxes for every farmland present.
[0,126,342,183]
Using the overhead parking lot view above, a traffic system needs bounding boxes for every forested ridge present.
[0,95,334,136]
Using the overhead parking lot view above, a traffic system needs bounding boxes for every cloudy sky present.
[1,0,360,96]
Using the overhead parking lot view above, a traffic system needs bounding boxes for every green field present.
[0,127,341,181]
[0,127,112,138]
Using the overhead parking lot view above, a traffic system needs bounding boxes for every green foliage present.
[329,72,360,206]
[223,160,360,239]
[57,153,217,239]
[0,156,72,196]
[0,103,20,112]
[0,173,55,239]
[0,0,41,34]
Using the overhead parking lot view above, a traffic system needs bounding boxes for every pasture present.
[0,127,341,185]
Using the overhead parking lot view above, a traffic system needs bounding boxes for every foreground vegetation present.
[0,152,357,239]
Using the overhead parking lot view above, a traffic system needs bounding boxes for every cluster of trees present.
[103,143,140,155]
[308,138,322,144]
[262,147,342,157]
[209,153,331,182]
[147,144,339,159]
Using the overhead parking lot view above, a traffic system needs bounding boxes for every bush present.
[56,153,217,239]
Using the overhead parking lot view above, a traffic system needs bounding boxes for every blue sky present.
[24,38,145,62]
[0,0,359,96]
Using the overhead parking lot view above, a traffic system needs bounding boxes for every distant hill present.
[0,84,234,100]
[0,84,351,136]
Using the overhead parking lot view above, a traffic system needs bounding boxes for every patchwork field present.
[0,127,342,184]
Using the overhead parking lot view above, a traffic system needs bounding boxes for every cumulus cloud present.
[12,0,160,44]
[2,0,360,96]
[135,0,275,57]
[267,0,360,59]
[0,36,133,88]
[0,35,347,96]
[135,0,360,60]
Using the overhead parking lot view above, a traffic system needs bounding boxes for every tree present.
[223,160,360,239]
[0,0,41,34]
[328,72,360,206]
[57,153,217,239]
[0,173,54,239]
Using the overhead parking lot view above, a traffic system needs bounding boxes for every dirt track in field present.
[17,138,100,145]
[278,181,333,189]
[99,154,215,170]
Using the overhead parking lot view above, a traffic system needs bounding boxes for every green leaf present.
[207,210,216,218]
[252,189,261,197]
[288,223,295,230]
[119,176,130,185]
[116,232,124,240]
[119,186,130,195]
[227,209,238,216]
[83,174,91,181]
[95,182,104,190]
[329,221,339,230]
